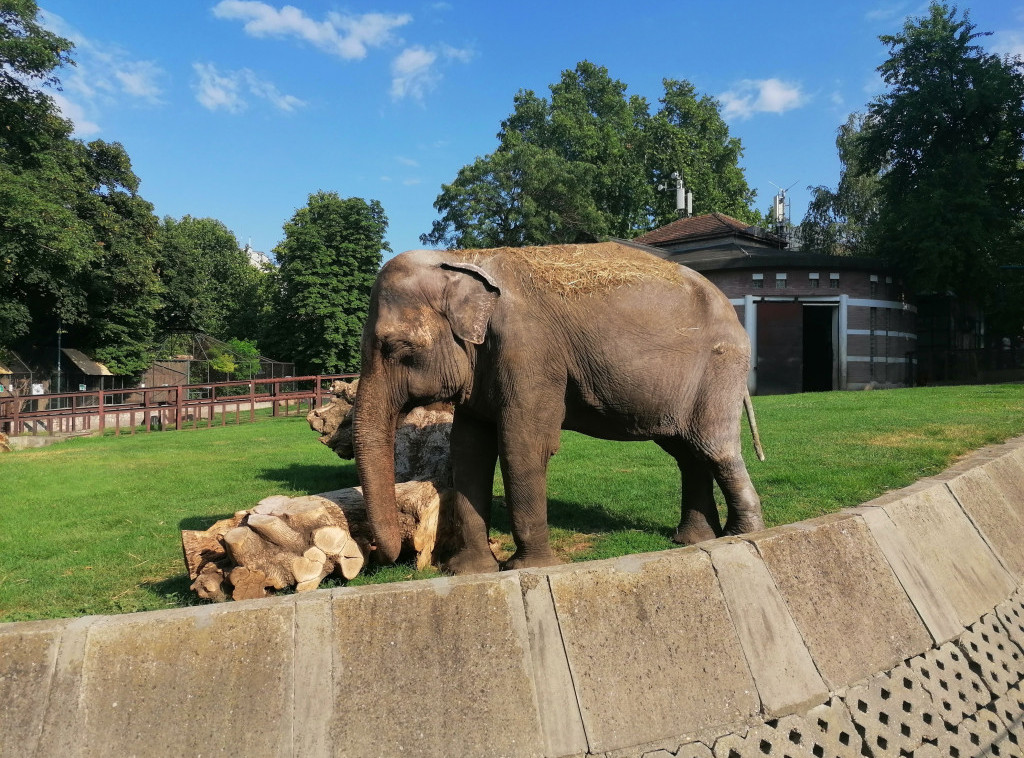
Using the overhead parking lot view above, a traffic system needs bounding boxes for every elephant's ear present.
[440,262,501,345]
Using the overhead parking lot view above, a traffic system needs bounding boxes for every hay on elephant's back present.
[450,241,685,299]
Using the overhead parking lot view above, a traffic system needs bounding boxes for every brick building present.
[632,213,915,393]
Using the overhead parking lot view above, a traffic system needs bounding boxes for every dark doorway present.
[803,306,835,392]
[756,302,802,395]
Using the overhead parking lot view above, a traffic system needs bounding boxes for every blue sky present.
[38,1,1024,261]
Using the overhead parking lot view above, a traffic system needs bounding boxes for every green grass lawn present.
[2,383,1023,622]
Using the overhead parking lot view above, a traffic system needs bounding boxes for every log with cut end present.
[181,481,453,600]
[182,393,458,600]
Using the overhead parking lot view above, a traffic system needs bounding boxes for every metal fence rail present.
[0,374,356,437]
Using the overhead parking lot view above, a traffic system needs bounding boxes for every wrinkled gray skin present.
[353,246,764,574]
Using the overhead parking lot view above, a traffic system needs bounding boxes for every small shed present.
[59,348,114,393]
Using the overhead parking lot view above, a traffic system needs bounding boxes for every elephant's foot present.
[672,523,718,546]
[723,514,765,536]
[443,549,500,576]
[501,550,564,571]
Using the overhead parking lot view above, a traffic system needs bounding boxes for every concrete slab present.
[293,591,335,758]
[703,539,829,717]
[546,548,760,754]
[880,483,1016,626]
[518,571,588,757]
[328,573,545,758]
[945,466,1024,580]
[750,514,931,690]
[0,619,65,757]
[72,600,294,758]
[980,452,1024,515]
[854,505,964,645]
[34,615,95,757]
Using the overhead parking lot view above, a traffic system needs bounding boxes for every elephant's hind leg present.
[712,453,764,536]
[659,440,722,545]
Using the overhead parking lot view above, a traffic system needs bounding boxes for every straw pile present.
[450,241,685,299]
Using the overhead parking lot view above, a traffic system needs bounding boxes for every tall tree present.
[0,2,165,374]
[800,114,881,256]
[855,3,1024,300]
[0,0,74,165]
[422,62,758,249]
[156,216,266,341]
[266,192,388,374]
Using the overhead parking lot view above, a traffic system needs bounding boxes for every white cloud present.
[402,178,422,186]
[395,156,419,167]
[390,44,473,100]
[212,1,411,60]
[193,63,305,113]
[193,63,246,113]
[40,11,165,104]
[37,10,165,134]
[719,78,807,120]
[50,92,101,137]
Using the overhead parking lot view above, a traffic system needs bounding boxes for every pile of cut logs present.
[181,380,458,601]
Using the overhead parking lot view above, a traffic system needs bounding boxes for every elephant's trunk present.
[353,370,404,563]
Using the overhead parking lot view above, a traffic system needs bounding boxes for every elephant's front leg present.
[444,410,500,575]
[498,407,564,571]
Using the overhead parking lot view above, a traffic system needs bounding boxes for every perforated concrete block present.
[931,707,1015,758]
[945,466,1024,580]
[546,549,759,754]
[997,588,1024,652]
[798,697,865,758]
[958,612,1024,697]
[843,663,941,756]
[711,717,815,758]
[0,619,64,758]
[880,483,1016,627]
[328,574,545,758]
[751,514,931,690]
[908,640,992,725]
[993,683,1024,737]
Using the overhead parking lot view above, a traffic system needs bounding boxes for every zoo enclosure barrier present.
[906,345,1024,386]
[0,374,357,437]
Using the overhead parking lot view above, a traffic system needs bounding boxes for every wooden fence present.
[0,374,356,438]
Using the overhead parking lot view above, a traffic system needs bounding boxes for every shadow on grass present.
[142,573,205,608]
[490,496,674,539]
[258,462,359,493]
[179,513,238,531]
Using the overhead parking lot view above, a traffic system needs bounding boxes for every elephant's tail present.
[744,390,766,462]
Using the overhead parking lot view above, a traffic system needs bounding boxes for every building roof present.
[61,348,113,376]
[634,212,783,248]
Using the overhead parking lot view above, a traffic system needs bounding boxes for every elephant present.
[353,241,765,575]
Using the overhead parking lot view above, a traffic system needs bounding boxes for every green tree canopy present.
[855,3,1024,299]
[800,114,881,256]
[156,216,267,341]
[0,0,74,165]
[421,61,758,249]
[265,192,388,374]
[0,2,164,374]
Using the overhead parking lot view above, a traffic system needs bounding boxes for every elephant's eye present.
[381,339,415,361]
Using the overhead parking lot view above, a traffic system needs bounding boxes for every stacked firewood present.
[181,380,456,601]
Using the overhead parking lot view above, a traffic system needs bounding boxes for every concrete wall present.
[3,437,1024,757]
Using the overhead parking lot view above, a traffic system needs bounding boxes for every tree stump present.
[183,381,459,601]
